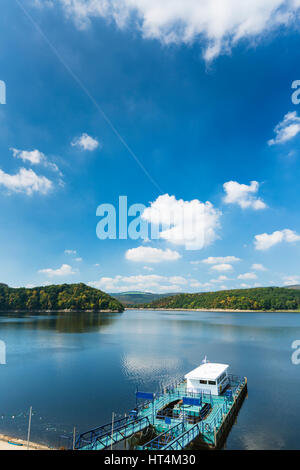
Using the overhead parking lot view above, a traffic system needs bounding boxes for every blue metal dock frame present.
[75,374,247,450]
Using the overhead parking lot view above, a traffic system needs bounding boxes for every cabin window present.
[199,380,207,384]
[208,380,216,385]
[217,372,227,384]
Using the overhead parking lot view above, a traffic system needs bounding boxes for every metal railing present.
[142,422,186,450]
[78,416,151,450]
[163,422,202,450]
[75,415,150,450]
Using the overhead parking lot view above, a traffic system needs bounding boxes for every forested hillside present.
[142,287,300,311]
[110,291,178,306]
[0,283,124,312]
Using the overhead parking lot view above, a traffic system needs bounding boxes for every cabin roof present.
[184,363,229,381]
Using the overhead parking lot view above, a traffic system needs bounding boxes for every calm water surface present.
[0,309,299,449]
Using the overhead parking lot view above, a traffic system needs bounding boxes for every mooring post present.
[111,412,115,450]
[27,406,32,450]
[72,426,76,450]
[152,396,155,425]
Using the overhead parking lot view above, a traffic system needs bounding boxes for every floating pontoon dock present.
[75,363,247,450]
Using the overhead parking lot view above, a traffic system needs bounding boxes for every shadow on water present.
[0,311,122,334]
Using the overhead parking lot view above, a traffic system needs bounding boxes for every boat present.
[75,359,247,450]
[7,441,23,446]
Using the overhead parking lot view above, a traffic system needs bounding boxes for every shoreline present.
[0,434,51,451]
[125,307,300,313]
[0,309,122,313]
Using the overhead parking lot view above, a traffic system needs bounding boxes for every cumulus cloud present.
[89,274,188,293]
[189,280,212,289]
[223,181,267,210]
[268,111,300,145]
[0,167,53,195]
[201,256,240,264]
[254,229,300,250]
[11,148,45,165]
[210,263,233,272]
[251,263,267,271]
[238,272,257,280]
[55,0,300,61]
[39,263,76,277]
[283,275,300,285]
[210,275,229,283]
[125,246,181,263]
[71,133,99,151]
[142,194,221,250]
[11,148,62,175]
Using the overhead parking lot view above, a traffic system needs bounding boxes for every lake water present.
[0,309,299,449]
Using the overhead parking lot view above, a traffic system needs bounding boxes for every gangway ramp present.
[76,416,151,450]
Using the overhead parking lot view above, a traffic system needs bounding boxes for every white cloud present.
[268,111,300,145]
[71,133,99,151]
[74,257,83,262]
[210,275,229,283]
[142,194,221,250]
[201,256,240,264]
[125,246,181,263]
[223,181,267,210]
[65,249,77,255]
[143,266,154,271]
[10,148,62,175]
[89,274,187,293]
[254,229,300,250]
[56,1,300,61]
[251,263,267,271]
[0,167,53,195]
[190,281,212,289]
[283,275,300,285]
[38,264,76,277]
[11,148,45,165]
[210,263,233,272]
[238,272,257,280]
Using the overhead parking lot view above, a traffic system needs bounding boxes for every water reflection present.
[0,311,122,333]
[0,309,299,449]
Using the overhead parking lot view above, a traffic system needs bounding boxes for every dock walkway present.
[75,374,247,450]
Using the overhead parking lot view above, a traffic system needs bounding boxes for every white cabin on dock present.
[185,362,229,396]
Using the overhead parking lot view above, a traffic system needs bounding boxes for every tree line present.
[0,283,124,312]
[141,287,300,311]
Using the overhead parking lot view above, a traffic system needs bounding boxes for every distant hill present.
[286,285,300,290]
[140,287,300,311]
[0,283,124,312]
[110,291,179,306]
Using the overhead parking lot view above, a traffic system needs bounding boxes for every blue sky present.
[1,0,300,293]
